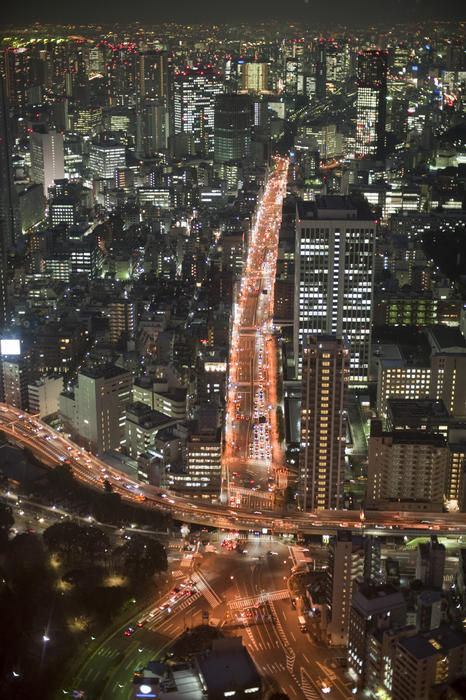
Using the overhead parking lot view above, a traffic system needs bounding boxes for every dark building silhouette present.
[0,77,21,248]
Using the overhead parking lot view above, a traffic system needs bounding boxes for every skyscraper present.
[326,532,381,646]
[214,94,253,163]
[241,60,268,94]
[59,364,132,454]
[88,141,126,179]
[294,196,376,384]
[136,99,170,157]
[138,50,172,101]
[315,42,327,99]
[285,58,299,95]
[356,50,388,157]
[0,223,8,327]
[30,128,65,196]
[0,77,21,247]
[173,66,223,158]
[300,334,349,511]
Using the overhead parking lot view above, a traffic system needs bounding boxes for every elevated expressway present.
[1,404,465,538]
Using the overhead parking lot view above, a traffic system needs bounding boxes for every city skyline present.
[0,10,465,700]
[2,0,466,27]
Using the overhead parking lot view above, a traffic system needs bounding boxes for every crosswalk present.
[176,591,202,613]
[192,570,223,608]
[299,667,320,700]
[228,588,289,610]
[261,661,286,674]
[267,600,295,673]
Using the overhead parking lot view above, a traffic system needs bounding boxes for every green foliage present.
[80,585,130,621]
[6,532,46,578]
[120,534,167,581]
[43,521,109,566]
[0,501,14,531]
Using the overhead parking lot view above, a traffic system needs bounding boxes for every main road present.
[1,404,466,536]
[64,536,353,699]
[224,155,289,507]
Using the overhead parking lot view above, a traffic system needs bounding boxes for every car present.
[124,627,135,636]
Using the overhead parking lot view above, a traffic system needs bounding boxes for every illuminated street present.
[1,404,466,536]
[224,156,289,508]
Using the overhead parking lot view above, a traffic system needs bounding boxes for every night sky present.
[2,0,465,27]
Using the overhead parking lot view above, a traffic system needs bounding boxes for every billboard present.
[0,339,21,356]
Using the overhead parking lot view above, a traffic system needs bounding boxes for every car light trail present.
[224,156,289,508]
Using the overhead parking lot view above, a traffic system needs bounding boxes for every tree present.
[43,521,84,564]
[79,526,110,563]
[92,491,123,524]
[44,521,110,566]
[0,503,14,532]
[6,532,46,574]
[84,586,130,621]
[121,535,167,581]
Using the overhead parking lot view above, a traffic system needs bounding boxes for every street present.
[63,535,355,699]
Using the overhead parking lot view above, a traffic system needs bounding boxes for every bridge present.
[1,403,466,538]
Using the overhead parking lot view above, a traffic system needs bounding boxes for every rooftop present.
[399,624,466,660]
[297,195,374,222]
[196,638,261,693]
[79,364,130,381]
[426,325,466,353]
[387,399,449,424]
[389,430,447,447]
[352,583,406,618]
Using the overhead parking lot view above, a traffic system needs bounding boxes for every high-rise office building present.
[0,77,21,247]
[376,350,431,419]
[89,141,126,179]
[173,66,223,157]
[356,50,388,157]
[285,58,299,95]
[0,223,8,327]
[214,94,253,163]
[300,334,349,511]
[138,50,172,100]
[294,196,376,384]
[315,42,327,99]
[30,129,65,196]
[241,60,269,93]
[326,532,381,646]
[59,364,132,454]
[136,99,170,156]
